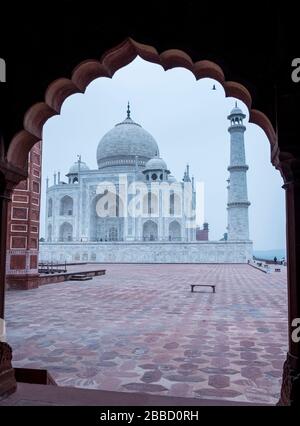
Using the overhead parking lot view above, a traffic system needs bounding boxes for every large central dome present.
[96,104,159,171]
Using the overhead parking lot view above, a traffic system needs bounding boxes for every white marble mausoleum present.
[40,103,253,263]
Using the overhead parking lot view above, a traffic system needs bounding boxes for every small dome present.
[68,160,90,175]
[144,157,168,171]
[230,106,243,115]
[228,102,246,118]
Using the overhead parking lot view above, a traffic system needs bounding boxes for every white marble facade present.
[40,241,253,264]
[45,105,196,245]
[41,104,253,263]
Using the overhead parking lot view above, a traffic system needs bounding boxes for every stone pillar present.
[0,190,7,322]
[0,185,17,397]
[53,191,59,242]
[278,157,300,405]
[6,141,42,290]
[45,189,49,242]
[158,189,163,240]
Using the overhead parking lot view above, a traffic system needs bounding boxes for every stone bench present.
[191,284,216,293]
[70,274,93,281]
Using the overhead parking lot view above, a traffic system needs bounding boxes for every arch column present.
[278,156,300,405]
[0,179,18,397]
[5,142,42,290]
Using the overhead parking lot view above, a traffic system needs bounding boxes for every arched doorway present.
[169,220,181,241]
[143,191,159,216]
[59,222,73,242]
[143,220,158,241]
[90,192,124,241]
[59,195,73,216]
[169,191,182,216]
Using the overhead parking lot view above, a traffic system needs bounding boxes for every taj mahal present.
[40,103,253,263]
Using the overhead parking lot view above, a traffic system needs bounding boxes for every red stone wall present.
[6,141,42,289]
[196,227,209,241]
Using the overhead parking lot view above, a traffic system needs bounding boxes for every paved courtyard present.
[5,263,287,404]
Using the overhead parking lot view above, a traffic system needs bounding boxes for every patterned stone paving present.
[5,263,287,404]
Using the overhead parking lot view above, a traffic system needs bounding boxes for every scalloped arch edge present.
[6,37,279,177]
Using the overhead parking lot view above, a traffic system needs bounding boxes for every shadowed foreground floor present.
[5,264,287,404]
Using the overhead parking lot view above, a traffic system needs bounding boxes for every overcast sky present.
[41,57,286,251]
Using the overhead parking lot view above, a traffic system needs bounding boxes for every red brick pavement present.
[5,263,288,404]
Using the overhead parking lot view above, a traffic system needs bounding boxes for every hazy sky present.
[41,57,286,251]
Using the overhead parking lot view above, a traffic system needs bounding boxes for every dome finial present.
[127,101,131,119]
[235,101,238,108]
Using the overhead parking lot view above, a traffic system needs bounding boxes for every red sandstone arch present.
[6,38,278,175]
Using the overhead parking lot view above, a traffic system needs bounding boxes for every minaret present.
[183,164,191,182]
[227,103,250,240]
[186,164,191,182]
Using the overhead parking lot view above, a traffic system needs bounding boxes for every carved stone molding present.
[278,352,300,406]
[278,152,300,185]
[0,341,17,397]
[0,159,28,194]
